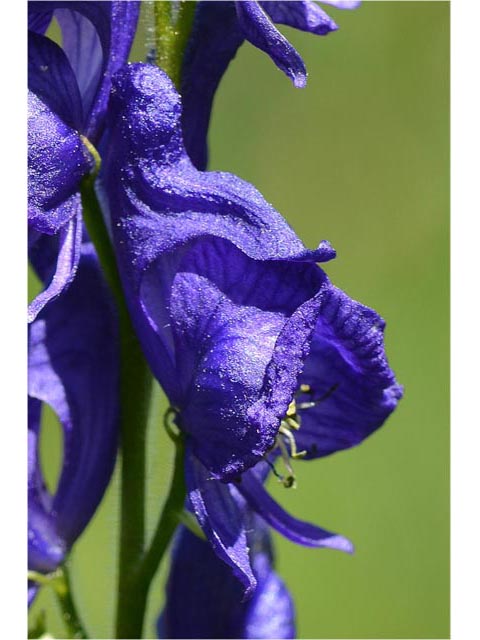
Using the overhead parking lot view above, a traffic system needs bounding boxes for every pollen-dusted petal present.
[28,243,119,551]
[28,91,93,235]
[103,63,401,482]
[262,0,338,35]
[185,449,257,597]
[166,236,331,479]
[236,1,307,88]
[294,285,403,458]
[103,66,335,460]
[238,470,354,553]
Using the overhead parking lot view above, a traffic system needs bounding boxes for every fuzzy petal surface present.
[103,64,337,476]
[27,91,92,235]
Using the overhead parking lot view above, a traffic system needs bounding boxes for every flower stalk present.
[81,5,197,637]
[154,0,197,90]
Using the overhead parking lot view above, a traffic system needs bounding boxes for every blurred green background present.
[29,1,449,638]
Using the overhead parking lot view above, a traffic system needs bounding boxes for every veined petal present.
[28,215,83,323]
[236,1,307,88]
[185,448,257,596]
[293,286,403,458]
[29,1,140,140]
[105,63,400,481]
[28,31,84,130]
[28,243,119,549]
[169,236,330,478]
[55,8,103,124]
[160,523,295,639]
[238,470,354,552]
[55,0,140,140]
[104,64,334,410]
[262,1,338,35]
[28,91,93,234]
[28,7,53,35]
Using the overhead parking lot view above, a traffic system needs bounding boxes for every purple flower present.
[181,0,361,169]
[27,1,139,321]
[28,242,119,603]
[159,520,295,639]
[101,63,402,591]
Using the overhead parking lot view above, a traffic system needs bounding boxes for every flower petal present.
[28,30,84,130]
[55,0,140,139]
[167,236,330,478]
[262,0,338,35]
[28,399,66,574]
[29,1,139,138]
[28,5,53,35]
[55,8,103,124]
[28,243,119,547]
[236,1,307,88]
[28,90,92,234]
[185,448,257,597]
[28,215,83,323]
[181,1,244,169]
[160,524,295,639]
[294,286,403,458]
[238,470,354,552]
[104,63,334,411]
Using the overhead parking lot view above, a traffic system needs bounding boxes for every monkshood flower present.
[27,0,139,321]
[102,63,402,592]
[28,242,119,604]
[159,520,295,639]
[181,0,361,169]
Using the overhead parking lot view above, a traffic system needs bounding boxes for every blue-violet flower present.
[101,63,402,593]
[27,1,139,321]
[159,519,295,639]
[28,242,119,604]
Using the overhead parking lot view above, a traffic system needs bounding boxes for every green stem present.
[137,434,186,587]
[53,567,88,639]
[80,179,153,639]
[154,0,197,90]
[80,177,124,308]
[78,2,196,635]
